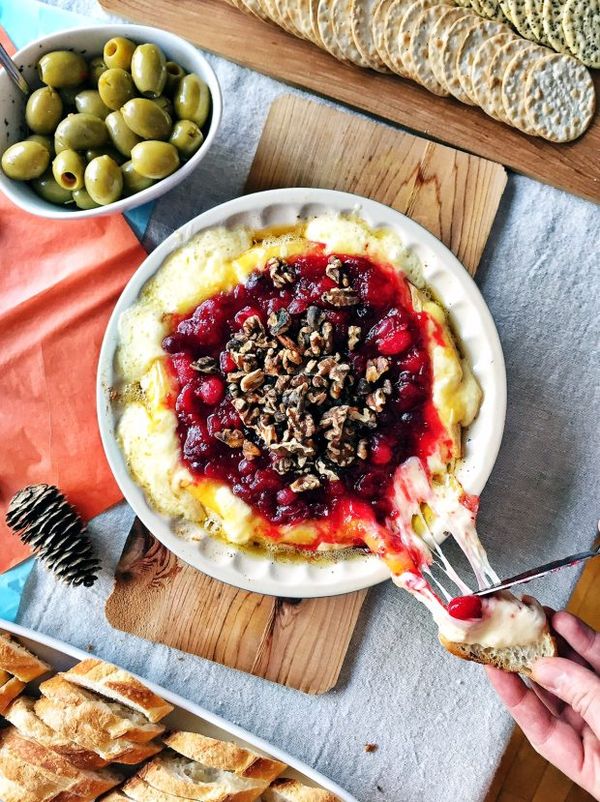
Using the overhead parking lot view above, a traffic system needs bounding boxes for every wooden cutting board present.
[105,95,507,693]
[100,0,600,204]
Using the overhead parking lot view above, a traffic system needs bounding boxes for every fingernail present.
[531,658,566,692]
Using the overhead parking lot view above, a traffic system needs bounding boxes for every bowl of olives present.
[0,24,222,218]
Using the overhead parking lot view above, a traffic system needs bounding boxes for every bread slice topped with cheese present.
[437,592,558,675]
[61,660,174,724]
[39,676,165,743]
[262,779,342,801]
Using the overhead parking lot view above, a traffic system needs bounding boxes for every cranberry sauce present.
[161,248,446,535]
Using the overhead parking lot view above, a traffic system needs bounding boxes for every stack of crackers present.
[227,0,597,142]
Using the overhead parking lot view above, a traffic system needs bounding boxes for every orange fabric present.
[0,28,147,571]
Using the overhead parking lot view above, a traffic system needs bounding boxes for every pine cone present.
[6,484,100,587]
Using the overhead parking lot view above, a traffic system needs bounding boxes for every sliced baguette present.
[63,660,173,723]
[99,794,130,801]
[439,629,557,675]
[0,632,51,681]
[122,775,201,801]
[164,731,286,782]
[262,779,342,801]
[138,753,269,801]
[3,696,110,770]
[0,771,43,802]
[40,675,164,743]
[0,751,63,801]
[0,675,26,714]
[0,727,121,798]
[35,697,163,764]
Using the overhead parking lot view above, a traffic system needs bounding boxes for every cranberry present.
[400,347,427,374]
[220,351,236,373]
[276,487,297,506]
[395,379,425,411]
[171,354,197,386]
[447,595,483,620]
[238,458,255,477]
[218,402,242,429]
[368,311,414,356]
[162,334,187,353]
[183,422,213,460]
[176,383,199,421]
[250,468,281,493]
[197,376,225,405]
[234,306,262,328]
[206,413,223,438]
[370,438,393,465]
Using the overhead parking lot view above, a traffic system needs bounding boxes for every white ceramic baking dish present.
[0,617,357,801]
[97,187,507,598]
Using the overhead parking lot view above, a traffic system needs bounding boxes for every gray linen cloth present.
[19,2,600,800]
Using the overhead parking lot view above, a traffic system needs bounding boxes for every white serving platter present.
[0,617,357,801]
[97,187,507,598]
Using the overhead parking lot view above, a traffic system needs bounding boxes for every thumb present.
[532,657,600,735]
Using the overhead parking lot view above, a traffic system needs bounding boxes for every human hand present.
[486,610,600,800]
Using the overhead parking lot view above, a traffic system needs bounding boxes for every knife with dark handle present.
[474,522,600,598]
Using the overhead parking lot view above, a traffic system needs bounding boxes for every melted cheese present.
[115,213,481,552]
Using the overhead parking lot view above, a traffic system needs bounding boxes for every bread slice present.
[0,771,42,802]
[164,731,286,782]
[439,629,558,676]
[0,675,27,714]
[62,660,173,723]
[34,697,163,764]
[0,751,63,801]
[122,775,201,801]
[0,632,51,681]
[0,727,121,798]
[3,696,110,770]
[262,779,342,801]
[40,675,164,743]
[98,793,130,801]
[138,752,270,801]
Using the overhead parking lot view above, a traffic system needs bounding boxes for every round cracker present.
[317,0,352,60]
[524,0,546,41]
[501,42,542,129]
[429,7,472,88]
[498,0,517,25]
[507,0,536,37]
[440,13,481,104]
[372,0,398,68]
[273,0,302,32]
[480,37,534,120]
[396,0,439,76]
[288,0,320,40]
[383,0,423,77]
[541,0,569,52]
[409,6,450,94]
[524,52,596,141]
[562,0,600,68]
[471,31,517,111]
[238,0,272,20]
[478,0,506,19]
[351,0,389,70]
[331,0,371,64]
[456,19,506,101]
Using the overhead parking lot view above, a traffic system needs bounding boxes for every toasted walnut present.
[267,308,291,335]
[191,356,217,373]
[215,429,245,448]
[240,369,265,392]
[268,257,295,287]
[366,388,387,413]
[290,474,321,493]
[357,439,369,460]
[348,325,361,351]
[365,357,390,383]
[242,440,261,459]
[322,287,359,306]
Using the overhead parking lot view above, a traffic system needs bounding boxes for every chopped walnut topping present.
[240,369,265,392]
[215,429,245,448]
[267,308,291,335]
[191,356,217,373]
[366,388,387,413]
[348,325,361,351]
[267,257,295,287]
[242,440,261,459]
[365,357,390,383]
[322,287,359,307]
[290,474,321,493]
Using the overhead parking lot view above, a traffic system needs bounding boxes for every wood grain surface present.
[105,94,507,693]
[100,0,600,203]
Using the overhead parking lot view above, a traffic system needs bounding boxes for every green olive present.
[54,113,108,153]
[169,119,203,159]
[26,134,55,158]
[38,50,88,87]
[174,73,210,128]
[25,87,63,134]
[103,36,137,71]
[105,110,142,158]
[98,68,136,111]
[88,56,108,87]
[85,146,126,165]
[52,148,85,190]
[164,61,186,96]
[121,159,155,195]
[131,43,167,98]
[73,187,100,209]
[149,95,174,118]
[121,98,171,140]
[58,85,82,108]
[1,140,50,181]
[31,171,74,205]
[131,140,179,179]
[75,89,111,120]
[84,155,123,205]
